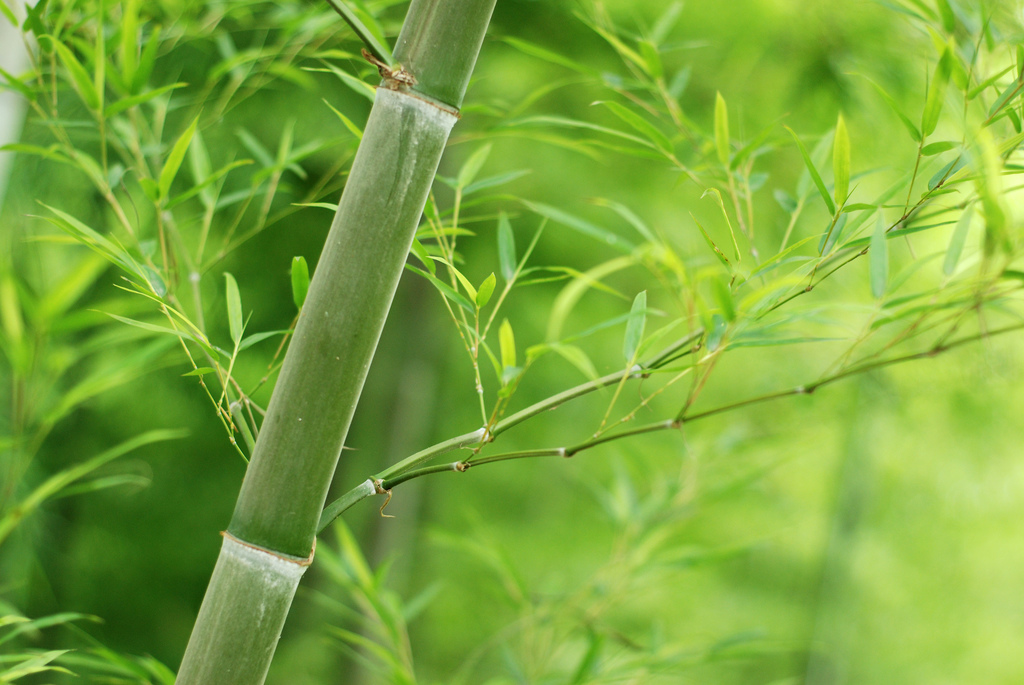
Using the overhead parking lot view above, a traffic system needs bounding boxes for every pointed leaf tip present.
[623,291,647,362]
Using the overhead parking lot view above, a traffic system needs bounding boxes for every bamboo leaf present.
[550,343,599,381]
[464,169,530,195]
[457,144,492,188]
[476,273,496,308]
[935,0,956,32]
[410,238,435,275]
[0,0,16,25]
[119,0,139,87]
[323,0,394,66]
[598,101,672,153]
[651,1,685,43]
[638,40,663,79]
[943,206,973,276]
[0,66,34,99]
[93,0,105,113]
[133,27,161,93]
[590,198,657,243]
[869,213,888,298]
[711,276,735,321]
[786,126,837,215]
[701,188,741,261]
[862,76,922,142]
[46,37,101,110]
[501,37,594,75]
[434,258,477,302]
[158,116,199,201]
[224,273,243,345]
[0,430,186,547]
[691,213,730,268]
[922,49,952,136]
[405,265,474,312]
[322,98,364,140]
[104,82,187,118]
[291,256,309,311]
[524,201,634,253]
[623,291,647,362]
[497,212,516,281]
[238,330,290,352]
[499,318,516,371]
[714,92,730,166]
[833,114,850,207]
[921,141,956,156]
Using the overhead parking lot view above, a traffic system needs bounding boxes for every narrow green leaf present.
[119,0,139,87]
[922,49,952,136]
[239,330,290,352]
[224,273,242,345]
[410,238,435,275]
[158,116,199,201]
[623,291,647,362]
[638,40,663,79]
[943,206,973,276]
[0,66,33,99]
[435,259,477,302]
[714,91,730,166]
[702,188,741,261]
[93,0,105,113]
[499,318,516,371]
[0,430,186,547]
[549,343,599,381]
[457,144,492,188]
[104,83,187,118]
[921,141,956,156]
[599,101,673,153]
[986,81,1024,121]
[133,27,161,93]
[322,98,364,140]
[786,126,837,215]
[405,264,474,313]
[48,37,101,110]
[182,367,215,377]
[774,189,798,213]
[476,273,496,308]
[291,256,309,311]
[651,1,684,43]
[590,198,657,243]
[501,37,594,75]
[841,203,877,213]
[524,201,634,253]
[497,213,516,281]
[711,276,735,322]
[0,0,17,25]
[833,114,850,207]
[935,0,956,32]
[862,76,922,142]
[322,0,394,66]
[690,213,730,268]
[869,213,888,298]
[464,169,530,195]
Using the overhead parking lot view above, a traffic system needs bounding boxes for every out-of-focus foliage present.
[2,0,1024,682]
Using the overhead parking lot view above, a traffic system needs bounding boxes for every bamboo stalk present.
[175,1,496,682]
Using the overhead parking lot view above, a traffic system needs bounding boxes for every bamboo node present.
[220,530,315,567]
[361,48,417,88]
[372,479,395,518]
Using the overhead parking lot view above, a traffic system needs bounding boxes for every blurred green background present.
[2,0,1024,683]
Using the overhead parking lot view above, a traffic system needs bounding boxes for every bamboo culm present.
[175,0,497,682]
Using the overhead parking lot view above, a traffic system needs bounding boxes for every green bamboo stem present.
[176,1,496,682]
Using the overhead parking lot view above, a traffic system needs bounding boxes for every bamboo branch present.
[317,322,1024,528]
